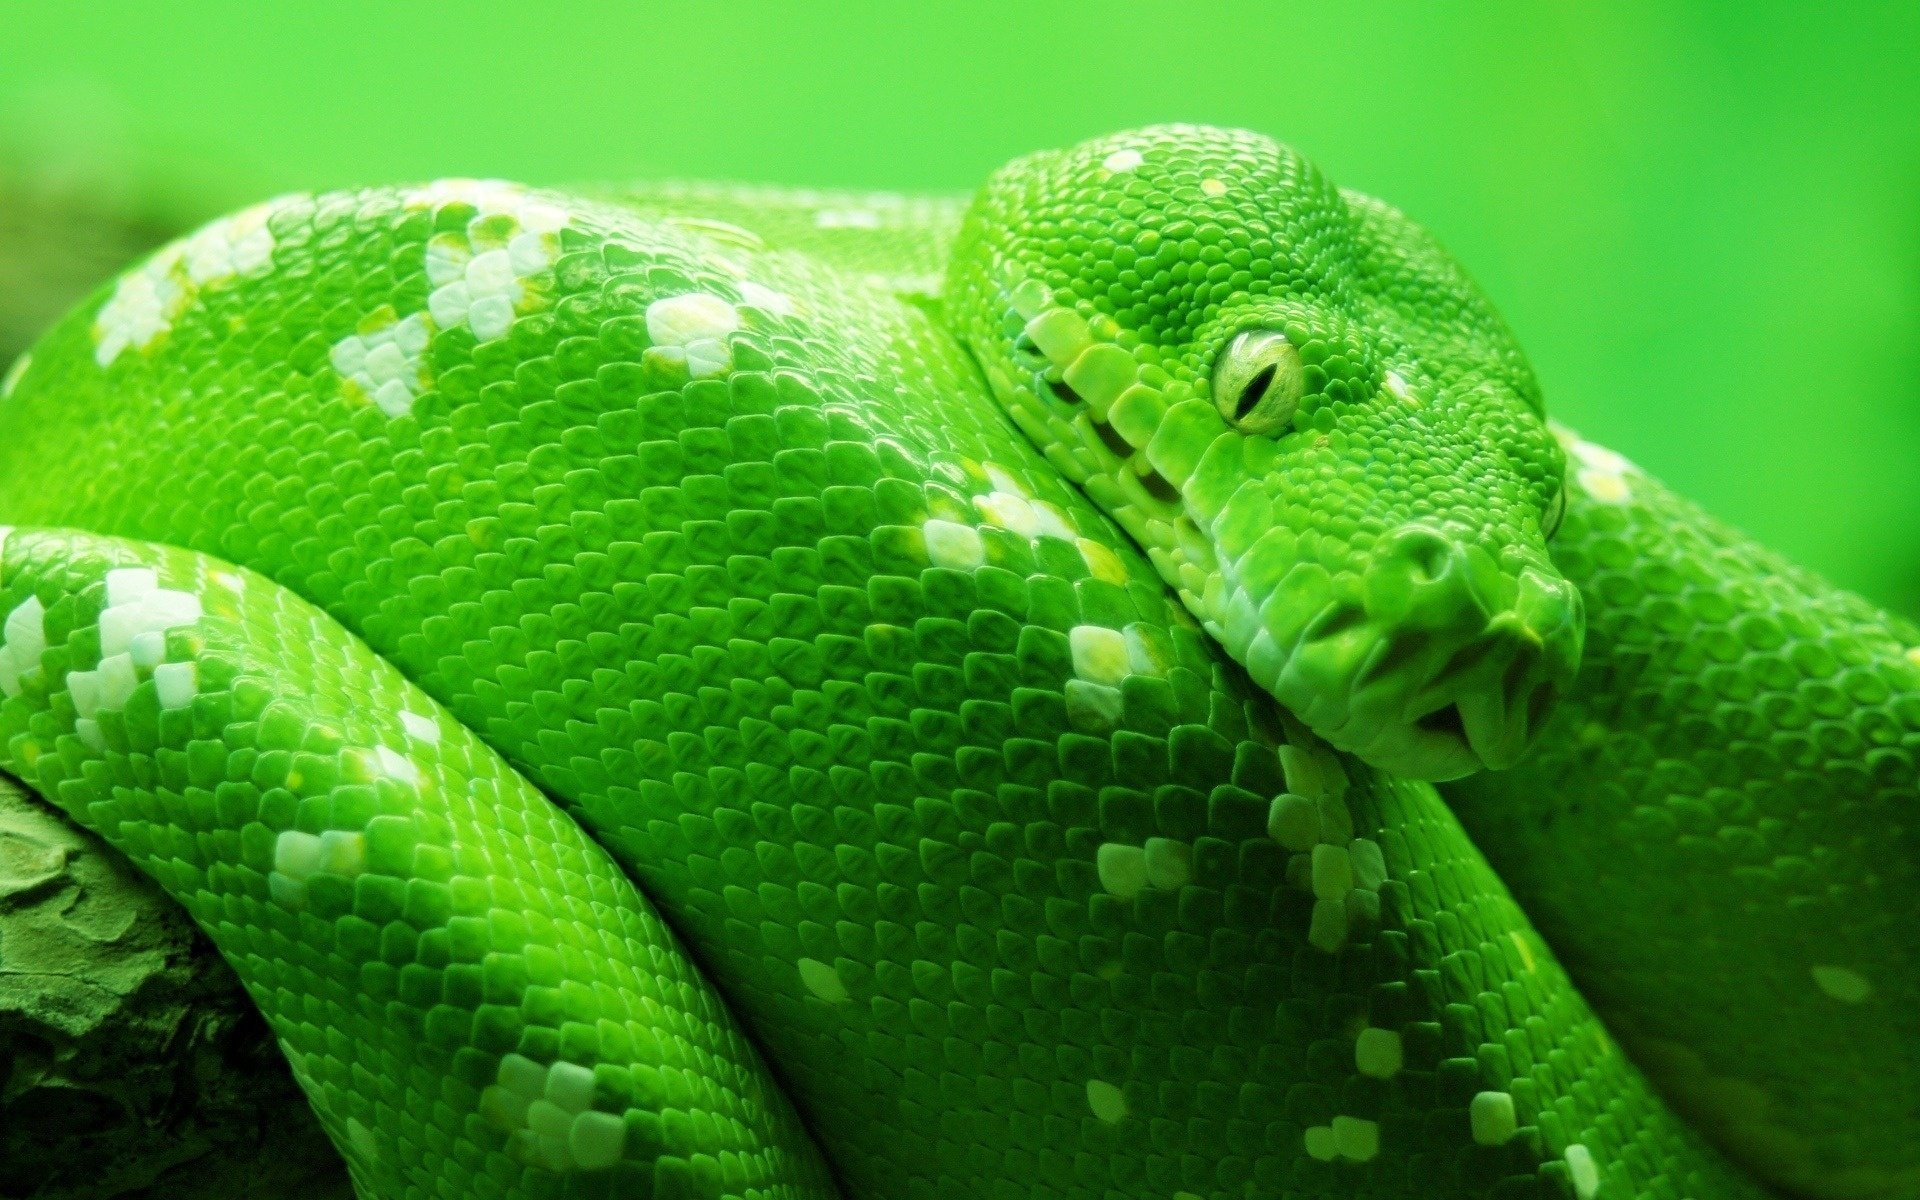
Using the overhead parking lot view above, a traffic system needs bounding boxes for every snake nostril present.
[1383,523,1455,586]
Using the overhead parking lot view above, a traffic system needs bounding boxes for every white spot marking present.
[269,827,365,905]
[0,595,48,696]
[1086,1079,1127,1123]
[1811,965,1872,1004]
[399,710,441,743]
[1069,625,1130,687]
[544,1061,596,1111]
[1565,1143,1600,1199]
[1348,838,1386,891]
[94,201,286,365]
[1268,794,1318,851]
[1571,438,1634,505]
[402,180,568,233]
[153,661,197,710]
[568,1110,626,1170]
[976,491,1041,538]
[333,313,432,418]
[984,464,1029,498]
[1142,837,1191,890]
[922,519,985,571]
[798,957,850,1003]
[481,1053,624,1172]
[373,745,421,785]
[1199,177,1227,197]
[98,583,201,657]
[1303,1126,1337,1161]
[1096,842,1148,900]
[645,293,740,379]
[1102,148,1144,173]
[1332,1115,1379,1162]
[1355,1027,1402,1079]
[1471,1090,1517,1145]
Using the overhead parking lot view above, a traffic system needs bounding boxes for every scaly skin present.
[1445,432,1920,1200]
[0,125,1901,1199]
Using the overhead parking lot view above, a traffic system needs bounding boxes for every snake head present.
[948,124,1582,781]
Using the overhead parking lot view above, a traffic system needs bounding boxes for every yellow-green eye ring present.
[1213,329,1305,436]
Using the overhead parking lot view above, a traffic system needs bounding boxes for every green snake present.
[0,124,1910,1200]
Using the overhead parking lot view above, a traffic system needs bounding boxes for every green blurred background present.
[2,0,1915,613]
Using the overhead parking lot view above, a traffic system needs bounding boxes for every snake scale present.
[0,124,1910,1200]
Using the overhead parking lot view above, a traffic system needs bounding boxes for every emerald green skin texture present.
[0,125,1904,1200]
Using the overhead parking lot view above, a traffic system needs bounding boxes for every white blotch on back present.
[0,594,46,698]
[269,827,367,907]
[482,1053,627,1172]
[331,312,432,419]
[1097,837,1190,899]
[37,569,204,749]
[645,292,740,379]
[1102,148,1144,173]
[94,200,287,366]
[922,519,985,571]
[329,179,572,416]
[1199,177,1227,197]
[402,180,569,234]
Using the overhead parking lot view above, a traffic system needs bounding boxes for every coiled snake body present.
[0,125,1911,1200]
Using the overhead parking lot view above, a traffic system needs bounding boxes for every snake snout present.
[1277,523,1583,781]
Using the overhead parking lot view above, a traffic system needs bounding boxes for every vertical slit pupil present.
[1235,365,1276,420]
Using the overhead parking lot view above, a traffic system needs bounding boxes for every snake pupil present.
[1235,364,1275,421]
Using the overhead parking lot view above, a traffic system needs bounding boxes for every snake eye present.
[1542,478,1568,542]
[1213,329,1304,436]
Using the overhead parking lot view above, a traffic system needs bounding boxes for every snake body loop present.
[0,126,1910,1200]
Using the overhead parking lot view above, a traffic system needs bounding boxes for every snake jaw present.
[1244,543,1583,780]
[978,296,1586,780]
